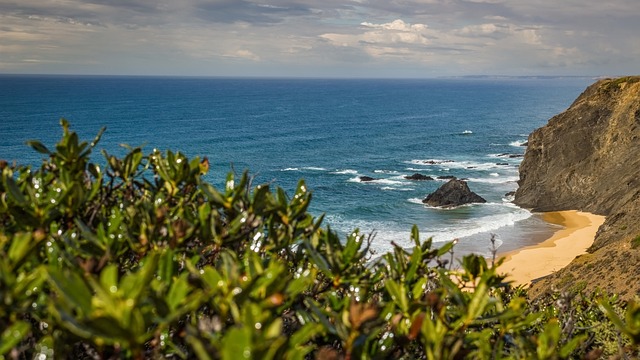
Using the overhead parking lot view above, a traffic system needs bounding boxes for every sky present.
[1,0,639,78]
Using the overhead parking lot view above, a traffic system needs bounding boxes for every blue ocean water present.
[0,75,592,256]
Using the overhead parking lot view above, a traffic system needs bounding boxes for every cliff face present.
[515,77,640,298]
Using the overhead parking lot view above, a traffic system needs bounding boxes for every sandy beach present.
[499,210,606,286]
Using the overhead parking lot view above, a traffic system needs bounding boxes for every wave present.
[509,139,527,147]
[374,169,400,174]
[323,205,532,255]
[381,186,414,191]
[281,167,299,171]
[461,130,473,135]
[371,178,405,186]
[466,176,519,184]
[303,166,328,171]
[407,159,454,166]
[407,198,424,204]
[332,169,358,175]
[349,176,406,186]
[426,207,532,243]
[409,159,513,172]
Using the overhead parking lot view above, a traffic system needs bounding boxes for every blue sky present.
[1,0,638,77]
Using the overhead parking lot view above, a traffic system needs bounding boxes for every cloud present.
[320,19,433,59]
[194,0,314,25]
[223,49,261,61]
[0,0,638,76]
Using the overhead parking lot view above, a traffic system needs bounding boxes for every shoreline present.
[499,210,605,287]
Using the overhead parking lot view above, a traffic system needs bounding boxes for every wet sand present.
[499,210,605,286]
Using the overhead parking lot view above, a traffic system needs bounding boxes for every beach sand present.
[499,210,605,287]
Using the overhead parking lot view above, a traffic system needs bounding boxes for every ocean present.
[0,75,593,257]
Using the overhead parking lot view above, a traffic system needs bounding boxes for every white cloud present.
[223,49,261,61]
[0,0,637,76]
[320,19,432,56]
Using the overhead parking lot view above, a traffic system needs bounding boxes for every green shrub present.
[632,235,640,249]
[0,120,638,359]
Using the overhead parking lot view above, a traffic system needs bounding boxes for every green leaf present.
[0,321,30,355]
[201,267,224,291]
[48,267,93,315]
[306,300,337,335]
[462,275,490,325]
[119,252,159,303]
[85,316,132,343]
[8,232,33,266]
[167,273,191,311]
[412,277,428,300]
[90,126,106,148]
[436,241,455,257]
[559,334,587,358]
[289,322,324,348]
[26,140,51,155]
[385,279,408,313]
[200,183,227,207]
[221,327,252,360]
[3,175,27,206]
[303,241,332,277]
[411,225,420,247]
[99,264,119,293]
[537,318,560,360]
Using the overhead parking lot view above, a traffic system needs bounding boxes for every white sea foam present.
[407,198,424,204]
[509,139,527,147]
[426,207,532,243]
[374,169,400,174]
[405,167,437,173]
[323,215,411,255]
[462,130,473,134]
[409,159,507,171]
[333,169,358,175]
[407,159,454,166]
[490,172,499,177]
[466,176,519,184]
[281,167,299,171]
[370,178,405,186]
[324,205,532,255]
[381,186,414,191]
[303,166,328,171]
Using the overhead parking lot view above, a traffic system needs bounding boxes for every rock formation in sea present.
[423,179,486,207]
[405,173,434,181]
[515,76,640,299]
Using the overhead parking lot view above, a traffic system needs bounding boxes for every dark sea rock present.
[496,162,510,166]
[515,76,640,299]
[497,153,524,158]
[436,175,457,180]
[359,176,377,182]
[417,160,454,165]
[422,179,486,207]
[504,191,516,197]
[405,173,434,181]
[521,141,529,147]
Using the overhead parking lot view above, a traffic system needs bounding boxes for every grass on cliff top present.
[602,76,640,92]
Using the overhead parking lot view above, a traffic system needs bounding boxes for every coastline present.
[499,210,605,287]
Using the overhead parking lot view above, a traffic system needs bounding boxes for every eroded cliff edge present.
[515,76,640,298]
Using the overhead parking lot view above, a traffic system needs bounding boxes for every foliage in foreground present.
[0,120,639,359]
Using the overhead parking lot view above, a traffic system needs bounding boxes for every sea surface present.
[0,75,594,257]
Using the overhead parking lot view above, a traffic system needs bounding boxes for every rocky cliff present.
[515,76,640,298]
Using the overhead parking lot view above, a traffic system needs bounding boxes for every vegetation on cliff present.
[1,120,639,359]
